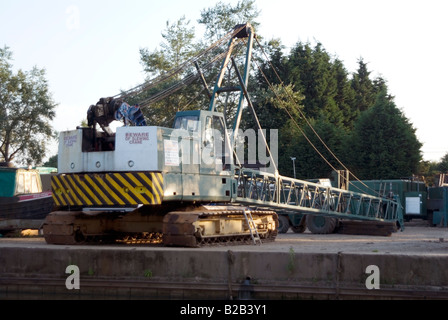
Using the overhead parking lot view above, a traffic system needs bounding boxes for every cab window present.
[174,115,199,132]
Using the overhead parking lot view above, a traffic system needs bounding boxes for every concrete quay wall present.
[1,245,447,300]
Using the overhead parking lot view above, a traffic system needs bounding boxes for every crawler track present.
[42,207,278,247]
[163,209,278,247]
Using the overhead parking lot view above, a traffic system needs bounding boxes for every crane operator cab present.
[173,110,232,172]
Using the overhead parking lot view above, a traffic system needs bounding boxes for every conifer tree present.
[345,89,422,179]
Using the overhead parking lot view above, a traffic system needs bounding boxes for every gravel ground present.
[272,224,448,255]
[1,220,447,255]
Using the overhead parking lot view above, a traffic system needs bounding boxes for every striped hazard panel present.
[51,172,163,207]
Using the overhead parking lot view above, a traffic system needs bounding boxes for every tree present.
[286,42,351,129]
[438,153,448,173]
[254,39,289,91]
[333,59,356,130]
[345,89,422,179]
[43,154,58,168]
[350,58,376,113]
[140,16,198,78]
[241,84,305,174]
[137,16,204,127]
[418,160,440,186]
[198,0,260,42]
[134,2,261,128]
[286,117,348,179]
[0,46,57,166]
[197,1,261,128]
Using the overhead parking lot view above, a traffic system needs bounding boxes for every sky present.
[1,0,447,163]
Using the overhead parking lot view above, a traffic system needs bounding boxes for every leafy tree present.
[131,5,425,181]
[140,16,198,78]
[286,42,350,129]
[254,39,289,90]
[344,89,422,179]
[134,2,261,129]
[438,153,448,173]
[418,160,441,186]
[254,40,424,179]
[43,154,58,168]
[198,0,260,42]
[243,84,304,131]
[137,16,204,127]
[197,0,262,128]
[0,46,57,166]
[241,84,305,173]
[286,117,348,179]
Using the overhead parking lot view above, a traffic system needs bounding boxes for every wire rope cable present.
[253,37,383,197]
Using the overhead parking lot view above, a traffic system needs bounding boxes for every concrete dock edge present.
[1,246,447,300]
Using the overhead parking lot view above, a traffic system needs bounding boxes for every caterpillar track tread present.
[42,206,278,247]
[163,208,278,247]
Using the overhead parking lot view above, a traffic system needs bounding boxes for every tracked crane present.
[43,24,403,247]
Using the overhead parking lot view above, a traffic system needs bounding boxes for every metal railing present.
[233,168,404,229]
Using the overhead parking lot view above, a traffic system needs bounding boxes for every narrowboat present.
[0,166,54,233]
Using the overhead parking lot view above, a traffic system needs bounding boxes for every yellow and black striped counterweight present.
[51,172,163,207]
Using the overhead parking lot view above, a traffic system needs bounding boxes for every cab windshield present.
[173,115,199,132]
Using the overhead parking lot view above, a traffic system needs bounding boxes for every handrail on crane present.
[233,167,404,230]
